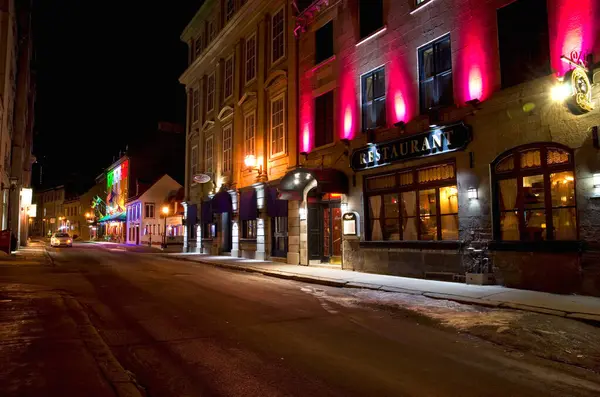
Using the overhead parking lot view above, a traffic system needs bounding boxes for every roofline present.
[180,0,214,42]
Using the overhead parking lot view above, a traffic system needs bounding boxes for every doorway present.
[221,212,232,253]
[135,225,140,245]
[307,192,342,264]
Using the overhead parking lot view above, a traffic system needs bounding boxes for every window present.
[271,7,285,64]
[497,0,550,88]
[361,67,386,131]
[314,91,334,147]
[206,73,215,112]
[270,95,285,157]
[192,89,199,122]
[245,33,256,82]
[244,112,255,156]
[242,220,257,239]
[205,136,214,173]
[365,163,458,241]
[315,21,333,64]
[359,0,383,39]
[419,34,453,113]
[144,203,155,218]
[194,36,202,58]
[224,55,234,99]
[226,0,235,22]
[207,19,216,44]
[223,124,233,173]
[191,145,198,177]
[492,144,577,242]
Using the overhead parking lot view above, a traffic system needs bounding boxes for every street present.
[1,243,600,397]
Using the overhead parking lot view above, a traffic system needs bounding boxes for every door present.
[135,226,140,245]
[330,206,342,264]
[307,204,321,260]
[221,212,232,253]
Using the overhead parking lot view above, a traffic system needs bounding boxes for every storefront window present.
[366,162,458,241]
[492,144,577,241]
[242,220,257,239]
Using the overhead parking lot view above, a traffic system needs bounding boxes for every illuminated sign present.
[27,204,37,217]
[565,66,593,114]
[20,188,32,207]
[350,123,472,171]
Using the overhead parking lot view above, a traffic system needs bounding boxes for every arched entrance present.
[307,190,343,264]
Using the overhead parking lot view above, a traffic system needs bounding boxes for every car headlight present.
[67,240,71,244]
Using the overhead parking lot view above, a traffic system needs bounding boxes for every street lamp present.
[161,205,169,249]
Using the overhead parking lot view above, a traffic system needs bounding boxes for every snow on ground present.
[300,286,600,371]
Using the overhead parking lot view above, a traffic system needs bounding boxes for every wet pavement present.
[1,242,599,396]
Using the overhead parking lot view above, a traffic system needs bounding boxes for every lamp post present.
[161,205,169,249]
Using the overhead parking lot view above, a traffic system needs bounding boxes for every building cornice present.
[180,0,281,86]
[180,0,215,42]
[294,0,339,34]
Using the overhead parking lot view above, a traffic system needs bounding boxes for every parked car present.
[51,232,72,247]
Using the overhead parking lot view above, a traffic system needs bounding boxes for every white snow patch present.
[301,287,522,330]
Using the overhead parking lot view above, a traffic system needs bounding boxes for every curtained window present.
[492,144,577,241]
[366,162,458,241]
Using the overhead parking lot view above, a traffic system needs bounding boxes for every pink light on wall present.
[302,124,310,153]
[339,61,357,140]
[300,76,314,153]
[386,51,414,125]
[457,10,496,104]
[548,0,597,76]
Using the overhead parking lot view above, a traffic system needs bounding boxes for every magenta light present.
[386,53,414,124]
[549,0,596,76]
[456,10,495,104]
[302,124,311,153]
[343,107,353,139]
[339,61,357,140]
[468,66,483,100]
[394,92,406,122]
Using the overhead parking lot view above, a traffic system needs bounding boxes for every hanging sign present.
[193,173,212,184]
[350,122,472,171]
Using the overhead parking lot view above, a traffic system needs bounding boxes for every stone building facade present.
[283,0,600,295]
[180,0,298,261]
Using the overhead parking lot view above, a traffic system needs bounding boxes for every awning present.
[186,204,197,226]
[211,190,233,214]
[98,212,126,223]
[239,190,257,221]
[200,201,212,224]
[278,168,349,200]
[267,187,288,217]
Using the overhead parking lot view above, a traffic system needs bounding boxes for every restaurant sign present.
[350,123,472,171]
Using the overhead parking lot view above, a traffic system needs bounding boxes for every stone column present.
[287,200,300,265]
[230,190,240,257]
[254,183,266,260]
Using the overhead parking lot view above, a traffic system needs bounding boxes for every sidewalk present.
[0,284,142,397]
[165,253,600,323]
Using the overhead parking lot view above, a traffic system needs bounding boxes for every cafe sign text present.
[350,123,472,171]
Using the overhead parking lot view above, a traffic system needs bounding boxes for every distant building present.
[125,174,183,246]
[32,186,65,237]
[98,123,184,241]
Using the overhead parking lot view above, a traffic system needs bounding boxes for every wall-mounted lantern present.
[467,187,478,200]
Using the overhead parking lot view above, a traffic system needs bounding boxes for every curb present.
[165,254,600,324]
[62,295,145,397]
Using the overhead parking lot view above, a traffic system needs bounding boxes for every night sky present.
[32,0,202,193]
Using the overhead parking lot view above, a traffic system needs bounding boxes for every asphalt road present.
[3,243,600,397]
